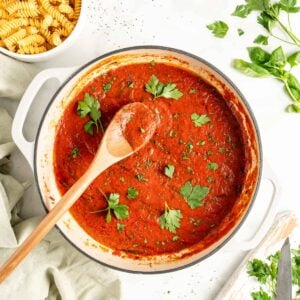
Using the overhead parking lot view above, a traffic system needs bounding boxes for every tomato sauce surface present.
[54,62,246,256]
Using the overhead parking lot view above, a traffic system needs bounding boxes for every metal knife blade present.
[276,237,292,300]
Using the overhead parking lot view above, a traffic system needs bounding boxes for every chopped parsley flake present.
[164,164,175,179]
[208,162,218,170]
[127,187,139,199]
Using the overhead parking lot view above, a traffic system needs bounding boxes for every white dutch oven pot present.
[12,46,280,273]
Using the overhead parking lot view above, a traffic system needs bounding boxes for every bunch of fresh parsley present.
[247,245,300,299]
[206,0,300,112]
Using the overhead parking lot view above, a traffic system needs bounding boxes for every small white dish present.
[0,1,87,63]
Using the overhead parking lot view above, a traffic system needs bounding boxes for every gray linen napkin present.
[0,54,121,300]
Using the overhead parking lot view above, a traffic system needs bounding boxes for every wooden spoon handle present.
[0,167,99,284]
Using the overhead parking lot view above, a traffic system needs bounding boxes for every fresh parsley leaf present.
[238,28,245,36]
[145,75,183,100]
[127,187,139,199]
[180,181,209,209]
[251,289,272,300]
[257,11,275,32]
[164,164,175,179]
[253,34,269,45]
[247,258,270,284]
[247,47,271,64]
[285,73,300,101]
[233,59,271,77]
[265,46,286,68]
[159,203,182,233]
[232,4,252,18]
[77,93,103,135]
[287,51,300,67]
[207,20,229,38]
[246,0,271,10]
[92,192,129,222]
[190,113,211,127]
[117,223,126,232]
[208,162,218,170]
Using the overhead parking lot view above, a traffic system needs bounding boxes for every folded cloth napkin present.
[0,54,121,300]
[0,54,40,101]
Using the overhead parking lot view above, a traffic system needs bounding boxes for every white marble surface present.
[1,0,300,299]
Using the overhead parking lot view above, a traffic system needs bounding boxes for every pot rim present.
[34,45,263,274]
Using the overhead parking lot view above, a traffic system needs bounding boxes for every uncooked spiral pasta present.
[0,0,81,55]
[3,28,27,51]
[17,44,46,54]
[18,33,45,47]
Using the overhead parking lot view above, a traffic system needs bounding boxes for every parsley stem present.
[99,120,104,134]
[270,32,296,46]
[275,17,300,47]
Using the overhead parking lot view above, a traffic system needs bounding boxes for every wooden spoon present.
[0,102,158,283]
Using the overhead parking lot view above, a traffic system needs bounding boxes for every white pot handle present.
[12,66,78,169]
[226,160,280,251]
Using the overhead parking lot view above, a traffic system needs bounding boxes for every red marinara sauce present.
[54,62,246,257]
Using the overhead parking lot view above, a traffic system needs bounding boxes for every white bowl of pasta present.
[0,0,86,62]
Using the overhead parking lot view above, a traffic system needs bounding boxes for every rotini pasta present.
[3,28,27,51]
[7,1,38,15]
[0,0,81,55]
[17,44,46,54]
[18,33,45,47]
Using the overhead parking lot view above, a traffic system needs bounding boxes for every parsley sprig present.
[247,246,300,299]
[158,202,182,233]
[91,191,129,223]
[145,75,183,100]
[180,181,210,208]
[232,0,300,47]
[233,46,300,111]
[77,93,104,135]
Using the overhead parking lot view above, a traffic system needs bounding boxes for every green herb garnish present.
[254,34,269,45]
[247,245,300,299]
[207,20,229,38]
[232,0,300,47]
[238,28,245,36]
[70,146,80,158]
[92,192,129,223]
[233,46,300,111]
[117,223,126,232]
[77,92,104,135]
[159,202,182,233]
[208,162,218,170]
[180,181,210,208]
[189,88,197,94]
[191,113,211,127]
[135,173,148,182]
[127,187,139,199]
[145,75,183,100]
[164,164,175,178]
